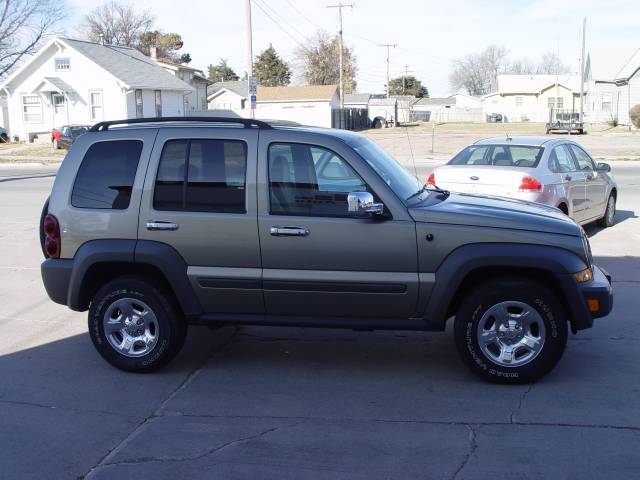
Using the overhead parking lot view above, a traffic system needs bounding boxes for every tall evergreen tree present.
[207,59,239,82]
[388,75,428,97]
[254,44,291,87]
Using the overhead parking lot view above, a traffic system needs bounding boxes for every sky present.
[64,0,640,96]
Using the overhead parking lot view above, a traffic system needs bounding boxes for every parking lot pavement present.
[1,162,639,479]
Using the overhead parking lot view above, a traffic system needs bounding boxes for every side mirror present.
[597,162,611,172]
[347,191,384,217]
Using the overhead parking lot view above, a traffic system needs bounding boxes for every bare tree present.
[537,51,570,74]
[0,0,66,78]
[81,1,154,47]
[449,45,508,96]
[507,57,537,75]
[294,31,357,93]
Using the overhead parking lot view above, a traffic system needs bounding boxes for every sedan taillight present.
[427,173,436,186]
[43,214,61,258]
[519,177,542,192]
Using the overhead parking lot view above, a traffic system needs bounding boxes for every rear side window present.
[71,140,143,209]
[449,145,543,168]
[154,139,247,213]
[549,145,575,173]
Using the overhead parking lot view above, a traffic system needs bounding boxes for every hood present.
[409,192,581,237]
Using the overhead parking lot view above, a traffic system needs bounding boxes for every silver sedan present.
[429,136,617,227]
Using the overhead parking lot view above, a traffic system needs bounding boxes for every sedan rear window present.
[449,145,544,168]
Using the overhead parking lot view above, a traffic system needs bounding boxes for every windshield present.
[70,127,89,137]
[346,136,424,203]
[449,145,544,168]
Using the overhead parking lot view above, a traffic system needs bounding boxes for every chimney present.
[99,34,105,46]
[150,46,157,60]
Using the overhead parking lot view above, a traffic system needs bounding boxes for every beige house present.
[207,82,339,128]
[482,74,581,123]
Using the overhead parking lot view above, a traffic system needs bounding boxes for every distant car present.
[429,136,617,227]
[51,125,90,150]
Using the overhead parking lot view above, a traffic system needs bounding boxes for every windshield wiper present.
[406,185,449,201]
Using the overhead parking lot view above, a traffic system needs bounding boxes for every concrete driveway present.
[1,162,639,479]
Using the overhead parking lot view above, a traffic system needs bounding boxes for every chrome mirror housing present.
[347,191,384,217]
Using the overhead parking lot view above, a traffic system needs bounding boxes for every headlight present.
[574,266,594,283]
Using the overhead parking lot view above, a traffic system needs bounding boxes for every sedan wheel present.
[597,194,616,228]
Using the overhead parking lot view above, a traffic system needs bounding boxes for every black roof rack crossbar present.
[89,116,273,132]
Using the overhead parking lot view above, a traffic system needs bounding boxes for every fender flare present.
[423,243,590,331]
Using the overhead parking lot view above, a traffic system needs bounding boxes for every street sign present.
[250,94,257,110]
[248,76,257,95]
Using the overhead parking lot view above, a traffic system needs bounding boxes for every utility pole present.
[403,64,409,95]
[379,43,397,98]
[246,0,255,118]
[327,3,353,108]
[579,17,587,127]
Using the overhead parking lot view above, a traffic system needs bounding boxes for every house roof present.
[40,77,75,94]
[369,98,397,106]
[414,97,456,106]
[257,84,338,102]
[496,74,581,94]
[207,80,248,98]
[57,38,193,91]
[587,48,640,82]
[344,93,371,104]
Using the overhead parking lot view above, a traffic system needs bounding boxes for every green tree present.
[254,44,291,87]
[137,31,185,62]
[180,53,192,65]
[208,59,239,82]
[388,75,428,97]
[294,31,357,93]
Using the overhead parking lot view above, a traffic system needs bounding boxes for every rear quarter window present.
[71,140,143,209]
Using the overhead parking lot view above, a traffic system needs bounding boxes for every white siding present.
[481,85,577,123]
[207,90,246,113]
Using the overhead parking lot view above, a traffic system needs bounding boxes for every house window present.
[548,97,555,108]
[135,89,143,118]
[601,94,612,113]
[22,95,42,123]
[556,97,564,109]
[52,94,66,114]
[155,90,162,117]
[515,96,523,107]
[89,91,103,121]
[54,58,70,71]
[548,97,563,109]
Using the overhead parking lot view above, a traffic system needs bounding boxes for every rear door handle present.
[146,220,179,231]
[564,174,572,181]
[586,174,594,181]
[270,226,310,237]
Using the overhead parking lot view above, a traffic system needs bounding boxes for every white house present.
[584,48,640,125]
[482,74,582,123]
[344,93,371,110]
[152,56,211,114]
[412,93,483,122]
[0,37,193,142]
[207,82,339,128]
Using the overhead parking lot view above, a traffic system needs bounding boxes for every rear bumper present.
[41,258,73,306]
[580,265,613,320]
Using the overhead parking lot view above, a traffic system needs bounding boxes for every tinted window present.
[569,145,595,172]
[269,143,369,216]
[154,139,246,213]
[549,145,575,173]
[450,145,543,168]
[72,140,143,209]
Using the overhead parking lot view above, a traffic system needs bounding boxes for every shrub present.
[630,104,640,129]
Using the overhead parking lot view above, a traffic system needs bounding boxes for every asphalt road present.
[1,161,639,479]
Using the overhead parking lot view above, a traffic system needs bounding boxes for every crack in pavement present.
[82,328,238,479]
[0,398,138,420]
[510,383,533,423]
[451,424,478,480]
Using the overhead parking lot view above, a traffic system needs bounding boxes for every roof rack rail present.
[89,116,273,132]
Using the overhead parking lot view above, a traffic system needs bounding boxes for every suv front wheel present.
[454,278,568,384]
[88,276,187,372]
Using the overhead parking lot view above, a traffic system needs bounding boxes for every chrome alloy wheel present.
[606,196,615,224]
[103,298,159,358]
[476,301,546,368]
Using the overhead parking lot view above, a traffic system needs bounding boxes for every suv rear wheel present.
[88,276,187,372]
[454,278,568,384]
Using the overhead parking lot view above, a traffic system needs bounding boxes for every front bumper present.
[580,265,613,319]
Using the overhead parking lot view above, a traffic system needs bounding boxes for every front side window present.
[89,91,103,121]
[154,139,247,213]
[54,58,70,71]
[22,95,42,123]
[269,143,369,217]
[569,145,596,172]
[135,89,143,118]
[155,90,162,117]
[72,140,143,209]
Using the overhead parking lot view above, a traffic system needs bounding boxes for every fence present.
[331,108,370,130]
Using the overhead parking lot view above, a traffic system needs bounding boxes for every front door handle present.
[146,220,179,231]
[586,174,594,181]
[564,174,572,181]
[270,226,310,237]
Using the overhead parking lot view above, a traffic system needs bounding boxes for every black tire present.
[88,276,187,372]
[597,194,616,228]
[454,278,568,384]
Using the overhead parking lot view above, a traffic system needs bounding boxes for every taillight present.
[43,213,61,258]
[519,177,542,192]
[427,173,436,186]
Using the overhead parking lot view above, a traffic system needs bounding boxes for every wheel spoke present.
[498,345,515,364]
[480,329,498,345]
[104,319,123,334]
[119,334,135,354]
[520,334,541,351]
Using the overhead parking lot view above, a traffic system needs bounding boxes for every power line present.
[283,0,322,30]
[251,0,308,51]
[255,0,309,44]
